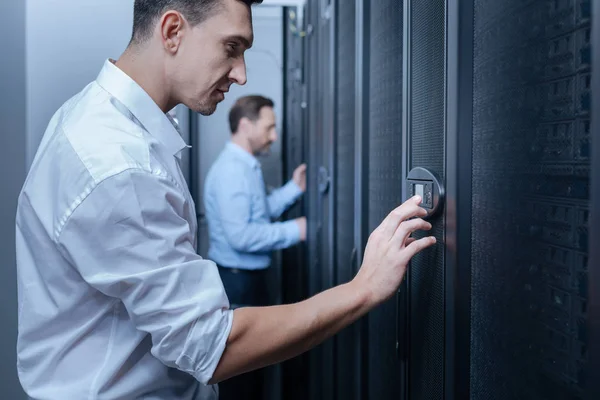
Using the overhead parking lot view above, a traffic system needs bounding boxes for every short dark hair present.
[131,0,262,44]
[229,95,274,133]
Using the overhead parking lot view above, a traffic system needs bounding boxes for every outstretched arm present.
[210,195,435,383]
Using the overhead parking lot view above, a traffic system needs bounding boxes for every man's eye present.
[227,43,237,53]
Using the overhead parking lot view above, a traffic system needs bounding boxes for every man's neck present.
[230,136,255,156]
[115,46,173,112]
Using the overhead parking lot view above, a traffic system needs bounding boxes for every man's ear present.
[237,117,253,134]
[159,11,185,54]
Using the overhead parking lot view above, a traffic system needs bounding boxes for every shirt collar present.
[226,142,260,169]
[95,59,190,158]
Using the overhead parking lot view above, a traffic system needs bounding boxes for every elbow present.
[207,370,224,385]
[226,231,250,252]
[148,308,234,387]
[224,225,255,252]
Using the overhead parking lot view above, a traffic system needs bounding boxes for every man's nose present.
[229,57,247,86]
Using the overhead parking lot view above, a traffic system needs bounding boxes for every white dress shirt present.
[16,59,233,400]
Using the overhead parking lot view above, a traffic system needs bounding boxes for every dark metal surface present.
[470,1,591,399]
[306,0,336,398]
[334,1,360,399]
[585,1,599,398]
[319,1,336,399]
[354,1,371,399]
[304,2,323,399]
[280,7,309,400]
[407,0,446,399]
[366,1,404,399]
[445,0,473,399]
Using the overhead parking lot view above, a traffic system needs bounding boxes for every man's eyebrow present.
[227,35,253,49]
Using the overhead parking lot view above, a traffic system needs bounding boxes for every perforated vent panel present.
[407,0,446,399]
[471,1,591,399]
[335,3,358,400]
[335,0,356,292]
[366,1,404,399]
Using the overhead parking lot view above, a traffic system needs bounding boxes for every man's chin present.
[257,148,272,157]
[196,102,218,116]
[197,94,228,115]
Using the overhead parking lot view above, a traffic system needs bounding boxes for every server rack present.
[280,6,309,400]
[334,1,361,400]
[403,1,447,399]
[304,1,322,398]
[467,1,592,399]
[353,0,371,398]
[367,0,407,399]
[444,1,474,399]
[297,0,599,399]
[587,3,600,400]
[304,0,337,398]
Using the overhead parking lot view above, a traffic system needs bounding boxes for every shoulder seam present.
[53,166,184,242]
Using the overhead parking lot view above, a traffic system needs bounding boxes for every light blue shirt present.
[16,59,231,400]
[204,142,303,270]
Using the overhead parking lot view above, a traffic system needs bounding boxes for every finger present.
[401,236,437,262]
[380,197,427,238]
[406,237,416,245]
[392,218,432,246]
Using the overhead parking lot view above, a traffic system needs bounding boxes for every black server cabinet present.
[304,0,322,397]
[465,0,594,399]
[588,1,600,398]
[280,7,309,400]
[305,0,337,399]
[404,0,599,399]
[334,1,362,400]
[399,0,600,399]
[402,0,447,399]
[366,0,406,399]
[301,1,599,399]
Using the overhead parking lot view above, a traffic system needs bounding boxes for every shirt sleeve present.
[266,179,303,220]
[56,168,232,386]
[214,164,300,253]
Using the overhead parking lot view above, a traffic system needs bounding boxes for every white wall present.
[26,0,134,166]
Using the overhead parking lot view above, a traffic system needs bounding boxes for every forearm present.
[209,279,372,383]
[267,180,303,219]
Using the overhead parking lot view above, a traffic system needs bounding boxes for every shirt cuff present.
[187,308,234,385]
[282,219,301,247]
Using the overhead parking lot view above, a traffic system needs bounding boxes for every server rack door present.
[316,0,337,398]
[587,2,600,398]
[334,1,360,399]
[404,0,447,399]
[305,0,336,398]
[280,7,309,400]
[353,0,371,398]
[445,0,474,399]
[365,0,406,399]
[304,2,323,399]
[467,1,593,399]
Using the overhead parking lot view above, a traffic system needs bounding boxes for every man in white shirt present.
[15,0,436,399]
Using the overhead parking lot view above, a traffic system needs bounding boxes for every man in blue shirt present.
[204,94,306,399]
[204,95,306,305]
